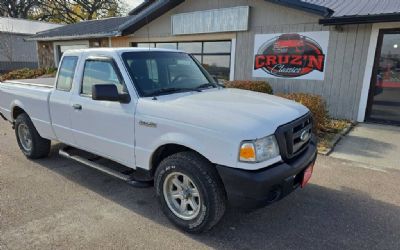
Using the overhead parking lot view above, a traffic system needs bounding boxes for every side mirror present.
[92,84,130,103]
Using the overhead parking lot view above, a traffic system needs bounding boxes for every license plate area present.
[301,162,314,188]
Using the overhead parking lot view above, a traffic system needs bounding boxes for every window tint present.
[81,59,124,96]
[56,56,78,91]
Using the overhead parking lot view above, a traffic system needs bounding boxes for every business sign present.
[253,31,329,80]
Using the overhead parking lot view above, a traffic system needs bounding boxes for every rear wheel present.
[155,151,226,233]
[15,113,51,159]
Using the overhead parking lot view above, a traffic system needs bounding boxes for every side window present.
[56,56,78,91]
[81,59,124,96]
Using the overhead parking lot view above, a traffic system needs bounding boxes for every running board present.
[59,147,152,188]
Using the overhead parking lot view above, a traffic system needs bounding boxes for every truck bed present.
[2,77,55,87]
[0,77,56,140]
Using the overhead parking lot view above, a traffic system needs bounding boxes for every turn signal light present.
[239,143,256,162]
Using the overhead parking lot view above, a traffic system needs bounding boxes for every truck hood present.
[137,88,309,139]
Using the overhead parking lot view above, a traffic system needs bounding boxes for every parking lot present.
[1,120,400,250]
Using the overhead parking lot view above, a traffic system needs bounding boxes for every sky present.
[125,0,145,11]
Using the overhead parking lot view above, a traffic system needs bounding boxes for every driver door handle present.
[72,104,82,110]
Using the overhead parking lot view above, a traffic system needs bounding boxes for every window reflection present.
[203,55,230,81]
[156,43,177,50]
[204,41,231,53]
[133,41,232,81]
[178,42,202,54]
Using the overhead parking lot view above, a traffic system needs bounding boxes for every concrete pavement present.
[1,120,400,249]
[331,123,400,170]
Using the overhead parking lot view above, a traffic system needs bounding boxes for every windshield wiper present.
[148,87,201,97]
[196,83,218,90]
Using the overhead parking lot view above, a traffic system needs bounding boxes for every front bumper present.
[216,136,317,209]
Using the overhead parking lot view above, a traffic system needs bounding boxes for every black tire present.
[155,151,227,233]
[15,113,51,159]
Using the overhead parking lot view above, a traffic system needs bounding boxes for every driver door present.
[69,56,136,168]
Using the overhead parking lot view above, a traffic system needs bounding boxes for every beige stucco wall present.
[111,32,235,47]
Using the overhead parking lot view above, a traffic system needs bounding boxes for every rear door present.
[69,53,136,168]
[49,56,79,146]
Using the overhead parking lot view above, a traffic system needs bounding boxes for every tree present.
[37,0,127,24]
[0,0,39,19]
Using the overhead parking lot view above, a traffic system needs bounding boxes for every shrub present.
[225,80,273,94]
[277,93,328,133]
[0,68,57,82]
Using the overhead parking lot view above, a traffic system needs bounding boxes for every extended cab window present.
[56,56,78,91]
[81,59,125,96]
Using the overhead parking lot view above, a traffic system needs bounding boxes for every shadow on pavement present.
[334,135,395,159]
[32,143,400,249]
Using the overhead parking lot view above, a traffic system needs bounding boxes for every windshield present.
[122,51,216,97]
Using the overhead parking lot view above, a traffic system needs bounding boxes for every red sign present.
[254,34,326,78]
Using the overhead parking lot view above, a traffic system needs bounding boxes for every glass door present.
[367,30,400,124]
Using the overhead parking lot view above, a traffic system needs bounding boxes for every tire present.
[15,113,51,159]
[155,151,227,233]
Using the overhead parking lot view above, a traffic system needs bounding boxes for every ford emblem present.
[300,130,310,142]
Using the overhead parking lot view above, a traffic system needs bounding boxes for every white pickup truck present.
[0,48,317,233]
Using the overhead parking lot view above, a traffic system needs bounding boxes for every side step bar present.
[59,147,152,188]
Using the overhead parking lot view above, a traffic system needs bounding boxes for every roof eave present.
[265,0,333,17]
[128,0,155,15]
[320,13,400,26]
[119,0,185,36]
[27,32,119,41]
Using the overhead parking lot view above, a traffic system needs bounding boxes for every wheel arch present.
[12,106,27,121]
[150,143,213,176]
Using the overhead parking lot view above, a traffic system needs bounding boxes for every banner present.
[253,31,329,80]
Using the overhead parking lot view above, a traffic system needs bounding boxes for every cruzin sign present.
[253,32,329,80]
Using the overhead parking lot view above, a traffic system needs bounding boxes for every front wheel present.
[15,113,51,159]
[155,151,227,233]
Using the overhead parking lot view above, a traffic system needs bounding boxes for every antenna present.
[146,14,150,50]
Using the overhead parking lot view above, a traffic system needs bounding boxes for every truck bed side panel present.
[0,82,56,140]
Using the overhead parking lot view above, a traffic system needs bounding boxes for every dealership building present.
[30,0,400,124]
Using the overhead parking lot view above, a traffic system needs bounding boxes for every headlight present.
[239,135,280,162]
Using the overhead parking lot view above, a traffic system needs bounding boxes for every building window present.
[132,41,231,81]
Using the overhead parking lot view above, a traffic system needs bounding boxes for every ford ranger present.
[0,48,317,233]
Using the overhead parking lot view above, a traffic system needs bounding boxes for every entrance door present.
[367,30,400,124]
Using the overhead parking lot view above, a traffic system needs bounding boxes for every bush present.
[277,93,328,133]
[0,68,57,82]
[225,80,273,94]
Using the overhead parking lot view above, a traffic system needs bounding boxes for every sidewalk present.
[330,123,400,170]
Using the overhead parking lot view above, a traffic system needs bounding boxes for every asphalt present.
[1,120,400,250]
